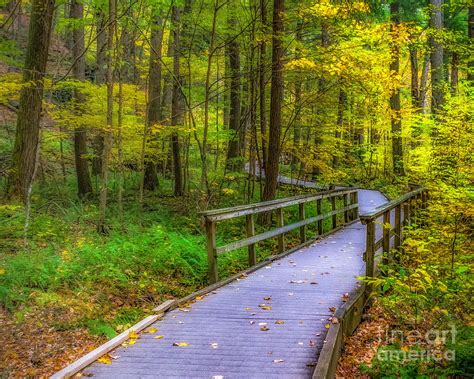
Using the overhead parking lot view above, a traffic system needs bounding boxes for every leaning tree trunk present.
[467,7,473,81]
[6,0,55,201]
[258,0,268,173]
[262,0,284,202]
[71,0,93,198]
[430,0,445,115]
[409,47,420,108]
[390,1,405,176]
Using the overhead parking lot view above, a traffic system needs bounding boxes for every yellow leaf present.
[173,342,189,347]
[0,268,5,275]
[97,355,112,364]
[129,331,139,339]
[275,320,285,325]
[127,340,137,345]
[325,324,331,329]
[145,328,157,333]
[154,335,164,339]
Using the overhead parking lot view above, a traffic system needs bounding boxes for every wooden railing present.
[200,188,359,283]
[359,188,428,278]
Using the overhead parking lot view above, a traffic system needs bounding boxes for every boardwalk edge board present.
[51,221,356,379]
[312,283,368,379]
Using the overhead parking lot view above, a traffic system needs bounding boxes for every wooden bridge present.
[53,185,426,379]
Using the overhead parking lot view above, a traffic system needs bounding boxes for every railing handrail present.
[359,188,424,222]
[200,188,358,222]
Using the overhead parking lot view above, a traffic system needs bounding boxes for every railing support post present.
[205,218,218,284]
[343,193,349,224]
[331,196,337,229]
[246,214,256,266]
[299,203,306,243]
[365,220,375,278]
[394,204,401,251]
[382,211,390,267]
[316,199,323,236]
[403,201,410,226]
[276,208,285,253]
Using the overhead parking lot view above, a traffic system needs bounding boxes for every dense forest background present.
[0,0,472,376]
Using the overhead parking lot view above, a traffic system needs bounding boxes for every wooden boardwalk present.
[78,189,389,378]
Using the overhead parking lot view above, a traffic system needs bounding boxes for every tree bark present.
[262,0,284,202]
[171,6,183,196]
[410,47,420,108]
[92,6,107,176]
[143,9,163,191]
[259,0,268,173]
[451,52,459,93]
[225,5,242,172]
[390,1,404,176]
[430,0,445,115]
[97,0,115,233]
[468,7,474,81]
[71,0,93,198]
[6,0,55,201]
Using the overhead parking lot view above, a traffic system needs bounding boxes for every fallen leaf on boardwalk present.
[309,340,316,347]
[244,307,252,310]
[273,359,285,363]
[275,320,285,325]
[263,296,271,301]
[329,307,336,313]
[210,342,219,349]
[342,293,350,302]
[97,355,112,364]
[298,342,304,346]
[331,317,339,324]
[250,321,255,325]
[144,328,157,333]
[325,324,331,329]
[126,340,137,345]
[258,322,267,326]
[258,304,272,310]
[195,296,204,300]
[173,342,189,347]
[212,376,224,379]
[260,326,270,331]
[129,331,139,339]
[310,282,318,285]
[154,335,164,339]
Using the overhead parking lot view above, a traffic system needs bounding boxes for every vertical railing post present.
[331,195,337,229]
[365,220,375,278]
[205,218,218,284]
[246,214,256,266]
[276,208,285,253]
[316,198,323,236]
[382,211,390,267]
[353,190,359,221]
[394,204,401,250]
[343,193,349,224]
[403,201,410,226]
[299,202,306,243]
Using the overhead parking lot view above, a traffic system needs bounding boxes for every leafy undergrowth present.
[0,179,315,376]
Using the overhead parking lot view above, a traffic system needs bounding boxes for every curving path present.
[77,189,389,378]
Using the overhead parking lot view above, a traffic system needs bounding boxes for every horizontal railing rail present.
[200,188,359,283]
[359,188,428,280]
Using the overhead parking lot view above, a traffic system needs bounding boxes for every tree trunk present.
[430,0,445,115]
[71,0,93,198]
[410,47,420,108]
[390,1,404,176]
[143,9,163,191]
[171,6,183,196]
[420,54,430,113]
[262,0,284,202]
[451,52,459,93]
[468,7,474,81]
[333,89,346,168]
[98,0,115,233]
[259,0,268,173]
[92,7,107,176]
[225,5,242,172]
[6,0,55,201]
